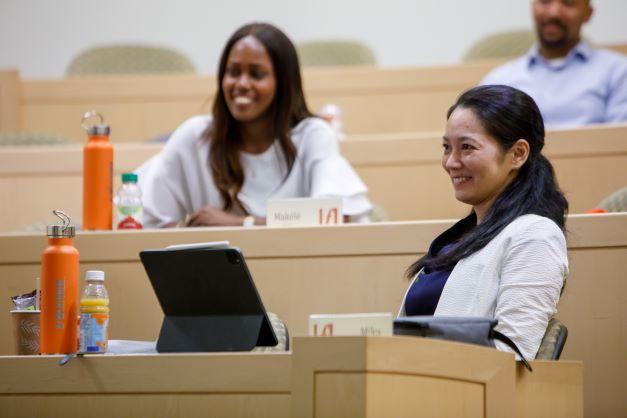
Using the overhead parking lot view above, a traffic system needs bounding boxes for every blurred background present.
[2,0,626,78]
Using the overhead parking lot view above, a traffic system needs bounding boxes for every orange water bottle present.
[40,210,79,354]
[82,111,113,230]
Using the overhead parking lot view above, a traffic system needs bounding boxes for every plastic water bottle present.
[115,173,143,229]
[40,210,79,354]
[319,103,346,140]
[79,270,109,354]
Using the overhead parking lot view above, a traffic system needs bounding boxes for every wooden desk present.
[348,124,627,221]
[0,62,498,140]
[0,337,582,418]
[0,124,625,231]
[0,352,291,418]
[292,337,583,418]
[0,214,624,416]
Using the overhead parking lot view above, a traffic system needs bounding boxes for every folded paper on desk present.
[165,241,229,250]
[267,198,342,227]
[107,340,157,354]
[309,313,393,337]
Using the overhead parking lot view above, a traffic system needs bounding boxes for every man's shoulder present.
[583,47,627,85]
[590,47,627,67]
[481,55,529,85]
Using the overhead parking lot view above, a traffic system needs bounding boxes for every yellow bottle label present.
[80,298,110,314]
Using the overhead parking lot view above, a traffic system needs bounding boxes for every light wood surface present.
[291,336,583,418]
[0,213,624,416]
[0,124,625,231]
[0,352,291,418]
[292,336,514,418]
[0,70,20,133]
[2,62,499,141]
[605,43,627,56]
[515,361,584,418]
[348,124,627,221]
[0,337,583,418]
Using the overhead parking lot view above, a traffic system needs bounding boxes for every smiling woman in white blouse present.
[138,22,371,228]
[398,85,569,360]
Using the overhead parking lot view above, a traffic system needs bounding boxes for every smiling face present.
[222,35,276,124]
[533,0,592,56]
[442,107,523,222]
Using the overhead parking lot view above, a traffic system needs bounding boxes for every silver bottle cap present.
[47,210,76,238]
[81,110,110,136]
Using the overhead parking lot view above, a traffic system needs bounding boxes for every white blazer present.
[398,214,568,360]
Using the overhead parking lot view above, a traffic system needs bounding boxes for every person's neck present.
[473,205,489,225]
[473,194,500,225]
[238,119,274,154]
[538,38,580,60]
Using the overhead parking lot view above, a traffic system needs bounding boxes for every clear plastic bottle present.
[319,103,346,141]
[115,173,143,229]
[79,270,109,353]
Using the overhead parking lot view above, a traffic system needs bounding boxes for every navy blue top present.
[405,214,476,316]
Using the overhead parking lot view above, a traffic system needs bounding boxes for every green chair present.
[297,40,376,67]
[598,187,627,212]
[535,318,568,360]
[463,30,536,61]
[66,44,195,76]
[0,132,75,147]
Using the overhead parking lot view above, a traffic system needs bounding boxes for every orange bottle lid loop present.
[81,110,110,136]
[47,209,76,238]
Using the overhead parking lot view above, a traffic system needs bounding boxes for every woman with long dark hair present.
[398,85,569,360]
[139,23,371,227]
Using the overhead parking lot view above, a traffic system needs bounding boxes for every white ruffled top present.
[137,115,372,228]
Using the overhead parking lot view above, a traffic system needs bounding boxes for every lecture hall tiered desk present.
[0,62,499,140]
[1,60,625,417]
[0,336,582,418]
[1,213,625,417]
[1,124,625,231]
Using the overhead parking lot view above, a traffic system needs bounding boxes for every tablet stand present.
[157,315,269,352]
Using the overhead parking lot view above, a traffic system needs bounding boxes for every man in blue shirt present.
[482,0,627,128]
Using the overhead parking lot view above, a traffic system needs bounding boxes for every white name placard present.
[267,197,343,227]
[309,313,394,337]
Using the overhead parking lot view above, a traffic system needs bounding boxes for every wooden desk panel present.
[291,337,583,418]
[0,124,624,231]
[1,62,499,141]
[0,337,583,418]
[0,71,20,133]
[0,353,291,418]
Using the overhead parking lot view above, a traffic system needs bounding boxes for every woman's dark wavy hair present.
[407,85,568,277]
[204,22,313,212]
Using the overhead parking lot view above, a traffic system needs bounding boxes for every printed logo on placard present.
[313,323,334,336]
[319,208,339,225]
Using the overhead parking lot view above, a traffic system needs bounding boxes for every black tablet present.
[139,246,278,352]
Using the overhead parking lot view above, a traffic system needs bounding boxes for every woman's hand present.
[186,206,245,227]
